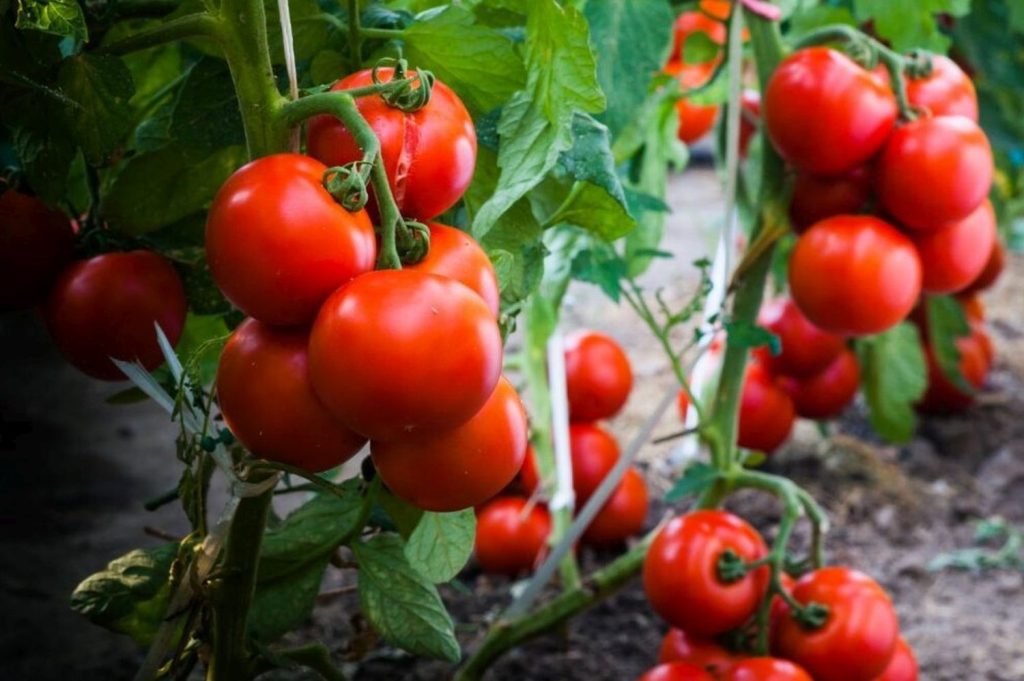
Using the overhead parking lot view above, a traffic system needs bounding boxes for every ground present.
[1,167,1022,680]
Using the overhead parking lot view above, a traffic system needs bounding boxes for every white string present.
[545,328,576,515]
[277,0,300,151]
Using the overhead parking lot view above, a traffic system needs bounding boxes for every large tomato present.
[771,567,899,681]
[788,216,922,336]
[875,116,993,231]
[309,269,502,441]
[757,297,845,378]
[474,496,551,576]
[306,68,476,221]
[917,328,990,414]
[738,359,795,453]
[644,510,769,637]
[217,319,365,472]
[409,223,499,316]
[725,658,813,681]
[659,628,742,676]
[906,55,978,121]
[788,167,871,234]
[206,154,376,326]
[565,330,633,422]
[913,199,996,294]
[371,376,527,511]
[780,348,860,421]
[764,48,896,176]
[670,11,726,64]
[0,189,75,310]
[961,240,1005,295]
[45,251,186,381]
[639,662,715,681]
[582,466,648,546]
[665,61,720,144]
[875,637,918,681]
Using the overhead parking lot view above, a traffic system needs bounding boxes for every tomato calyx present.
[396,219,432,265]
[323,162,373,212]
[716,548,764,583]
[902,49,935,80]
[791,600,829,630]
[371,57,435,112]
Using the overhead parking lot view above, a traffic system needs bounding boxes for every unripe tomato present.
[780,348,860,420]
[738,89,761,158]
[567,423,621,505]
[788,216,922,336]
[371,377,527,511]
[788,167,871,234]
[644,510,769,637]
[961,240,1005,295]
[771,567,899,681]
[408,223,499,316]
[307,68,477,221]
[764,48,896,175]
[875,116,993,231]
[309,270,502,441]
[670,11,725,64]
[665,61,720,144]
[905,55,978,121]
[659,628,741,675]
[582,467,648,546]
[217,319,365,472]
[917,328,990,414]
[0,189,75,310]
[914,199,996,294]
[45,251,186,380]
[639,662,715,681]
[725,658,813,681]
[738,360,795,453]
[206,154,376,326]
[565,330,633,422]
[758,298,845,378]
[875,637,918,681]
[474,497,551,576]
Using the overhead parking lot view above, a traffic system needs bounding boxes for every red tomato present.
[565,330,633,422]
[582,466,648,546]
[874,637,918,681]
[914,199,996,294]
[906,55,978,121]
[307,68,477,221]
[917,328,990,414]
[567,423,621,505]
[725,658,813,681]
[875,116,993,231]
[961,240,1005,295]
[758,298,845,378]
[788,167,871,234]
[738,360,795,453]
[408,223,499,316]
[771,567,899,681]
[665,61,720,144]
[639,662,715,681]
[781,348,860,420]
[770,573,797,624]
[206,154,376,326]
[217,319,365,472]
[371,376,527,511]
[677,388,690,422]
[45,251,186,380]
[659,628,742,675]
[671,11,726,64]
[644,510,769,637]
[788,216,922,336]
[518,444,542,495]
[0,189,75,310]
[739,89,761,158]
[764,48,896,176]
[309,269,502,441]
[474,497,551,576]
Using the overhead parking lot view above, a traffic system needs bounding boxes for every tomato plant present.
[564,330,634,422]
[474,497,551,576]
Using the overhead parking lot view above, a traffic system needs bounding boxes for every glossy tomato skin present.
[659,628,742,676]
[671,11,726,63]
[914,199,996,294]
[309,270,502,441]
[307,68,476,221]
[474,496,551,576]
[565,330,633,422]
[371,376,527,511]
[906,55,978,121]
[518,444,541,495]
[875,637,918,681]
[45,251,186,380]
[739,89,761,158]
[408,223,499,316]
[875,116,993,231]
[206,154,376,326]
[582,467,648,546]
[788,216,922,336]
[639,662,715,681]
[567,423,620,505]
[917,329,989,414]
[725,658,813,681]
[644,510,769,637]
[771,567,899,681]
[665,61,720,144]
[738,360,795,453]
[0,189,75,310]
[788,167,871,234]
[961,240,1005,295]
[782,348,860,420]
[764,48,896,176]
[758,298,845,378]
[217,319,365,471]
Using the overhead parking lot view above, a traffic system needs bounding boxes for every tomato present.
[474,497,551,576]
[217,319,365,472]
[644,510,769,637]
[758,298,845,378]
[0,189,75,310]
[309,269,502,441]
[582,467,648,546]
[739,89,761,158]
[875,116,993,231]
[913,199,996,294]
[307,68,476,221]
[659,628,742,675]
[788,167,871,234]
[788,216,922,336]
[671,11,726,64]
[44,251,186,381]
[206,154,376,326]
[518,444,542,495]
[409,223,499,316]
[906,55,978,121]
[738,359,795,453]
[874,637,918,681]
[961,240,1005,295]
[665,61,720,144]
[565,330,633,422]
[771,567,899,681]
[371,376,527,511]
[725,658,813,681]
[917,328,990,414]
[764,48,896,176]
[770,573,796,624]
[781,348,860,420]
[639,662,716,681]
[566,423,621,505]
[677,388,690,422]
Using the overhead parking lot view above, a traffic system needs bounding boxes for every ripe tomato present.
[474,497,551,576]
[309,269,502,441]
[961,240,1005,295]
[639,662,715,681]
[781,348,860,421]
[788,167,871,234]
[771,567,899,681]
[739,89,761,158]
[582,466,648,546]
[758,298,845,378]
[913,199,996,294]
[408,223,499,316]
[566,422,621,505]
[206,154,376,326]
[565,330,633,422]
[788,216,922,336]
[644,510,769,637]
[371,376,527,511]
[906,55,978,121]
[725,658,813,681]
[0,189,75,310]
[770,573,796,624]
[307,68,476,221]
[738,360,795,453]
[45,251,186,380]
[875,637,918,681]
[518,444,542,494]
[875,116,993,231]
[665,61,720,144]
[917,328,990,414]
[764,48,896,175]
[217,319,365,471]
[671,11,726,64]
[659,628,742,675]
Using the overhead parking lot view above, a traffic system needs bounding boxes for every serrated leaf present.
[310,49,347,86]
[926,295,972,392]
[57,54,135,166]
[853,0,969,53]
[725,319,778,352]
[682,30,721,65]
[376,488,424,538]
[404,509,475,583]
[250,556,329,642]
[856,322,927,443]
[3,89,76,206]
[558,112,628,208]
[169,58,245,152]
[16,0,87,41]
[666,462,719,502]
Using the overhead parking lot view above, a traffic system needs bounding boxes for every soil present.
[2,167,1022,681]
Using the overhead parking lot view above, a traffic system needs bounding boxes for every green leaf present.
[558,112,628,208]
[265,0,330,63]
[853,0,970,53]
[2,89,76,206]
[666,462,719,502]
[569,236,628,302]
[16,0,87,41]
[926,295,973,392]
[855,322,928,443]
[250,556,329,641]
[724,320,778,352]
[538,178,636,240]
[352,533,460,662]
[169,58,245,152]
[377,488,425,539]
[57,54,135,167]
[404,510,476,584]
[788,4,857,37]
[175,313,230,385]
[682,30,721,65]
[309,49,347,86]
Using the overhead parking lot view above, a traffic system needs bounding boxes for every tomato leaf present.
[855,322,928,443]
[682,30,721,65]
[376,488,426,539]
[57,54,135,167]
[666,462,719,502]
[169,58,245,152]
[724,319,778,353]
[853,0,970,53]
[3,88,77,206]
[926,294,973,392]
[404,509,476,584]
[249,555,329,642]
[265,0,330,63]
[16,0,87,42]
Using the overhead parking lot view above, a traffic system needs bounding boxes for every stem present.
[249,460,355,501]
[98,12,221,55]
[360,27,403,40]
[347,0,362,71]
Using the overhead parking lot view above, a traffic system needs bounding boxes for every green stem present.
[360,26,403,40]
[98,12,221,55]
[348,0,362,71]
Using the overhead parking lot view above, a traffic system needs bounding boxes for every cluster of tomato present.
[639,510,918,681]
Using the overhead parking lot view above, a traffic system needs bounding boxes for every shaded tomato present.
[906,55,978,121]
[45,251,186,380]
[307,68,476,221]
[757,297,845,378]
[781,348,860,420]
[671,11,726,64]
[408,222,499,316]
[371,376,527,511]
[961,240,1005,295]
[770,573,797,624]
[567,423,621,505]
[518,444,542,495]
[206,154,376,326]
[788,216,922,336]
[788,167,872,234]
[665,61,720,144]
[309,269,502,441]
[739,359,795,453]
[917,328,990,414]
[0,189,75,310]
[639,662,716,681]
[725,658,813,681]
[874,637,918,681]
[913,199,996,294]
[582,467,648,546]
[739,89,761,158]
[659,628,742,676]
[217,319,365,472]
[565,330,633,422]
[474,496,551,576]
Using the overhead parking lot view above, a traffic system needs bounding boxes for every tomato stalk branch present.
[97,12,221,55]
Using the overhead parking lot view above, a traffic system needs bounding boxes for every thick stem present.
[98,12,221,54]
[347,0,362,71]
